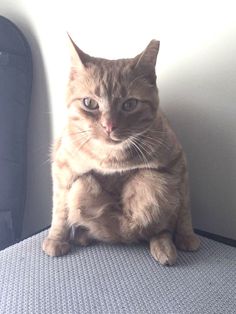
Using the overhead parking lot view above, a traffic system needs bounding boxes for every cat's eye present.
[122,99,138,112]
[82,97,99,110]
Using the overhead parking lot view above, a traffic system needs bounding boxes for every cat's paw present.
[71,226,93,246]
[42,238,71,257]
[150,236,177,266]
[174,233,200,251]
[72,233,92,246]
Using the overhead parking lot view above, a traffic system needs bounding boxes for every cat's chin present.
[99,136,126,147]
[105,138,123,146]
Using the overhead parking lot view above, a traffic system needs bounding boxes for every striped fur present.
[42,38,200,265]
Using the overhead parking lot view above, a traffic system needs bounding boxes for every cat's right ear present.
[133,40,160,69]
[67,33,90,70]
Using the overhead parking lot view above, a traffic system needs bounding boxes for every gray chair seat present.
[0,230,235,313]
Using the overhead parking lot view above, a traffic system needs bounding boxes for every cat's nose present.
[101,121,117,135]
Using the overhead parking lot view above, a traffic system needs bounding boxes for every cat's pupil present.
[83,98,99,110]
[122,99,137,112]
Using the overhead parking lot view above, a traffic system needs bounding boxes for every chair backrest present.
[0,15,32,249]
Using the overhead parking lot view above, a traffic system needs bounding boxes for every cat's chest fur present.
[90,169,137,201]
[70,167,172,244]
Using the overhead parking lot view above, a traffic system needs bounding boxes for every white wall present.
[1,0,235,239]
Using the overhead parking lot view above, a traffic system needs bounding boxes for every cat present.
[42,35,200,265]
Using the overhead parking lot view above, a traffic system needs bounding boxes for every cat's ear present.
[67,33,91,70]
[133,40,160,68]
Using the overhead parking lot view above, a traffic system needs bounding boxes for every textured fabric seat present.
[0,230,235,314]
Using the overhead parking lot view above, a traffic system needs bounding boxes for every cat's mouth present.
[99,128,127,145]
[101,132,125,145]
[105,136,123,145]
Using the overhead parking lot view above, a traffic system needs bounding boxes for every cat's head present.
[66,35,160,147]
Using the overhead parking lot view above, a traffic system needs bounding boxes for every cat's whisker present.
[30,144,52,154]
[131,136,156,180]
[126,143,134,161]
[133,135,155,153]
[128,139,143,165]
[70,136,91,149]
[62,133,91,153]
[139,134,171,151]
[128,136,153,177]
[39,157,52,167]
[148,129,167,134]
[144,135,171,150]
[67,129,92,136]
[149,138,170,151]
[132,136,153,155]
[62,130,92,144]
[138,137,165,150]
[72,137,92,157]
[132,139,152,159]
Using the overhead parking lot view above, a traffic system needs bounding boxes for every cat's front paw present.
[42,238,71,257]
[71,226,93,246]
[174,233,200,251]
[150,236,177,266]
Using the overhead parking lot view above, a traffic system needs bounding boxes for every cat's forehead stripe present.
[94,85,101,98]
[93,62,128,99]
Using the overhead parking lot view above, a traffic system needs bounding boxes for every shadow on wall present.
[0,12,53,238]
[163,99,236,239]
[159,31,236,240]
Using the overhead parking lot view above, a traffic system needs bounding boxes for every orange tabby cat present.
[42,36,200,265]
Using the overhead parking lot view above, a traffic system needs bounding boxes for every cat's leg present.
[67,174,120,243]
[42,162,72,257]
[66,175,100,246]
[174,172,200,251]
[122,170,178,265]
[150,232,177,266]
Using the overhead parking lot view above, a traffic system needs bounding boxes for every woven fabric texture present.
[0,230,235,314]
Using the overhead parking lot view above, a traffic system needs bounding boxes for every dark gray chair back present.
[0,16,32,249]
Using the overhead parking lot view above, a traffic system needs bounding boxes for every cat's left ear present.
[67,33,91,70]
[133,40,160,68]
